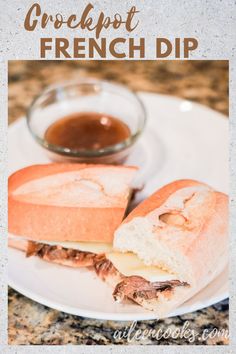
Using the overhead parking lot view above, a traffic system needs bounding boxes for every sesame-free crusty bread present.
[8,163,137,243]
[110,179,228,315]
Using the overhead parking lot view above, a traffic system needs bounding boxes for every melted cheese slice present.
[42,240,113,254]
[106,252,176,282]
[8,233,113,254]
[58,240,113,254]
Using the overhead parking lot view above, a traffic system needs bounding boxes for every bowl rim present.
[26,78,147,158]
[26,78,147,157]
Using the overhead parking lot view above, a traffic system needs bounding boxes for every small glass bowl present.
[26,79,146,164]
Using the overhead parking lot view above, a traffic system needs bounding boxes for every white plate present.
[8,92,229,320]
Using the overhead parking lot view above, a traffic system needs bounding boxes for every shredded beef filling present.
[26,241,98,267]
[113,276,189,303]
[93,254,120,280]
[93,256,190,304]
[26,241,189,306]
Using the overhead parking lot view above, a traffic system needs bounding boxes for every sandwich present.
[8,163,137,267]
[9,170,228,317]
[95,179,228,317]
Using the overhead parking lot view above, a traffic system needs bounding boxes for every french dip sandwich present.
[8,163,137,267]
[9,169,228,317]
[96,180,228,317]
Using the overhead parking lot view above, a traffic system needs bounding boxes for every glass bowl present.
[27,79,146,164]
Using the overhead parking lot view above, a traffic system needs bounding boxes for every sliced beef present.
[26,241,45,257]
[26,241,97,267]
[93,254,120,280]
[113,276,189,303]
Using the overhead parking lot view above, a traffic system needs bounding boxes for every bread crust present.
[8,163,137,243]
[124,179,203,222]
[8,163,137,191]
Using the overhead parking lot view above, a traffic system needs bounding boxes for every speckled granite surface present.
[8,60,229,345]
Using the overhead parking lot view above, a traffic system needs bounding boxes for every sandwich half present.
[95,179,228,317]
[8,163,137,267]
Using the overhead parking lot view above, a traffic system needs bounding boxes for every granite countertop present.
[8,60,229,345]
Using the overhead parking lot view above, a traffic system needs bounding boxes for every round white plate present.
[8,92,229,321]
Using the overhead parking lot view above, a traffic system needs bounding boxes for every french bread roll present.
[108,179,228,316]
[8,163,137,244]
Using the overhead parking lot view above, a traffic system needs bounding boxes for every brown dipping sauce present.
[44,112,131,151]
